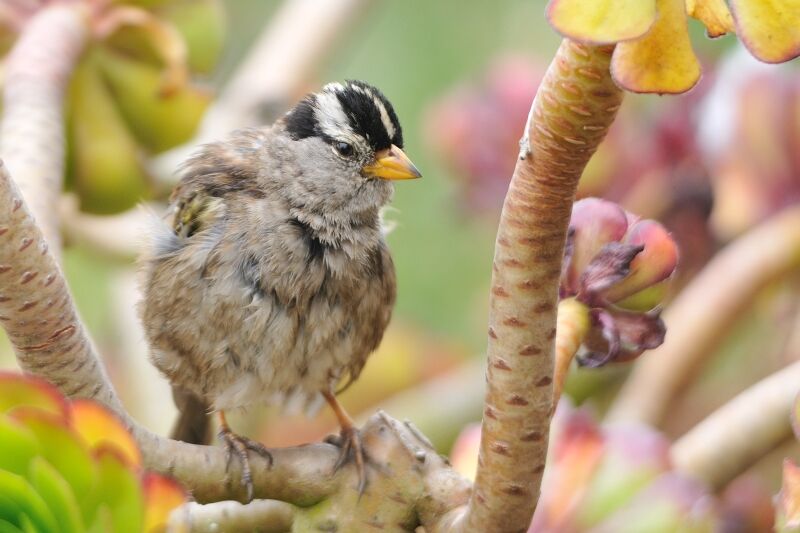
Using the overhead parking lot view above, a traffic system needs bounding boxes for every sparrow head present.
[279,80,421,216]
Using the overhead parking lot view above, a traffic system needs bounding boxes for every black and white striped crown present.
[284,80,404,151]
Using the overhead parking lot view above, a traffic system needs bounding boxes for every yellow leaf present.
[686,0,735,37]
[142,473,187,533]
[546,0,657,43]
[612,0,701,94]
[71,400,142,468]
[730,0,800,63]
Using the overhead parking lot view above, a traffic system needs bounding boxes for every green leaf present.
[28,458,84,533]
[0,519,23,533]
[0,416,40,476]
[0,470,59,533]
[13,413,97,524]
[88,449,143,533]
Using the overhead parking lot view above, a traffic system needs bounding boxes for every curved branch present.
[671,360,800,491]
[451,40,624,532]
[607,206,800,426]
[169,500,295,533]
[1,3,88,252]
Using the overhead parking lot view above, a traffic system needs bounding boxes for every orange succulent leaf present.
[777,459,800,532]
[612,0,701,94]
[729,0,800,63]
[142,472,187,533]
[71,400,142,468]
[0,372,70,420]
[686,0,735,37]
[546,0,656,44]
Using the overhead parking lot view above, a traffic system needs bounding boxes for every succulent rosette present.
[2,0,225,214]
[0,371,186,532]
[558,198,678,373]
[546,0,800,94]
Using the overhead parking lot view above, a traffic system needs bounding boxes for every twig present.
[607,206,800,426]
[0,3,88,252]
[449,40,624,532]
[671,360,800,491]
[169,500,294,533]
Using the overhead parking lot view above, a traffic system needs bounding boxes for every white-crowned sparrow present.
[139,80,420,496]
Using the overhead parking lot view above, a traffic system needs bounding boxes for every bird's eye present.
[334,141,354,157]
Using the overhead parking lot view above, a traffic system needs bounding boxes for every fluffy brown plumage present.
[139,81,419,495]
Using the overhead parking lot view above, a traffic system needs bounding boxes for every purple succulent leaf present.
[578,242,644,305]
[614,308,666,353]
[566,198,629,293]
[561,227,577,297]
[577,309,621,368]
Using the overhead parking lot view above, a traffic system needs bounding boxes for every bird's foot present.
[219,426,273,502]
[325,424,367,494]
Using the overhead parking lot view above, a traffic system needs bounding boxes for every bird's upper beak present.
[362,144,422,180]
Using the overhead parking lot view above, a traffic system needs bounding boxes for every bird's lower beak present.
[362,145,422,180]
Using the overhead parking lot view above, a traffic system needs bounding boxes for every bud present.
[560,198,678,365]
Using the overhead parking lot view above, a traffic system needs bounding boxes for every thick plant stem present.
[169,500,295,532]
[0,159,122,411]
[0,3,88,253]
[451,40,623,533]
[607,206,800,426]
[671,360,800,491]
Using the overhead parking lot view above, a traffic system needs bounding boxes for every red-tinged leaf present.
[611,0,701,94]
[142,473,186,533]
[777,459,800,532]
[602,220,678,303]
[71,400,141,468]
[730,0,800,64]
[686,0,735,37]
[532,409,605,531]
[566,198,629,295]
[0,372,70,420]
[546,0,656,43]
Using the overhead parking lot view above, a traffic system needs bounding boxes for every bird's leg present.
[322,390,367,493]
[217,410,273,502]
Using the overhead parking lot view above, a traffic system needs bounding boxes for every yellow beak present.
[362,144,422,180]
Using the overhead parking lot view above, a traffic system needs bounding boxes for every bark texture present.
[453,40,624,533]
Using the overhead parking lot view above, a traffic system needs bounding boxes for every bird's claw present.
[326,425,367,494]
[219,428,273,502]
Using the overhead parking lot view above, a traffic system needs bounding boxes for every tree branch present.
[169,500,295,533]
[607,206,800,426]
[671,360,800,491]
[449,40,623,532]
[1,3,88,252]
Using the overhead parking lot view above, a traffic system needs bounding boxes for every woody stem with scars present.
[443,40,624,533]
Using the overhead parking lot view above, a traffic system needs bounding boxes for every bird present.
[139,80,420,498]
